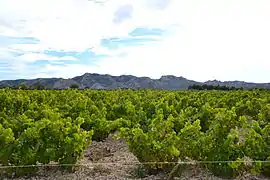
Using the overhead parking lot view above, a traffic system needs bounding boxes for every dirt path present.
[7,134,270,180]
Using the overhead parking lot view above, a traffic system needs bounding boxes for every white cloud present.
[0,47,16,59]
[30,64,99,79]
[0,0,176,52]
[93,0,270,82]
[1,0,270,82]
[16,53,78,63]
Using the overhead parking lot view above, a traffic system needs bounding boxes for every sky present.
[0,0,270,82]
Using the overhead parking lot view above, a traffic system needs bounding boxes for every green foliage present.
[19,83,28,90]
[0,89,270,178]
[188,84,245,91]
[133,164,148,178]
[29,82,46,90]
[70,84,79,89]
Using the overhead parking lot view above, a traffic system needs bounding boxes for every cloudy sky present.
[0,0,270,82]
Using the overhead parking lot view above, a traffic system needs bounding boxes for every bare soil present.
[6,134,270,180]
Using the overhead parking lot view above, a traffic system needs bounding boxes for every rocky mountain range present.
[0,73,270,90]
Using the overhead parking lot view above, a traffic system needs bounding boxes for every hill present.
[0,73,270,90]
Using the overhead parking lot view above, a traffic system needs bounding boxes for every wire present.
[1,160,270,169]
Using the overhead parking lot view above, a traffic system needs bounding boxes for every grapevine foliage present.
[0,89,270,178]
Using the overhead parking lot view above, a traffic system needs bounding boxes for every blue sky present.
[0,0,270,82]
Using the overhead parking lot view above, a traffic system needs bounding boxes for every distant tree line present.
[0,83,47,90]
[0,82,268,91]
[0,83,80,90]
[188,84,268,91]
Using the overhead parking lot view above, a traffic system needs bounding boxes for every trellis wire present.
[1,160,270,169]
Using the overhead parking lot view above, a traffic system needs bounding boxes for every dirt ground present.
[5,134,270,180]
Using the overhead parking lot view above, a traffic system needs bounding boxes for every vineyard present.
[0,88,270,179]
